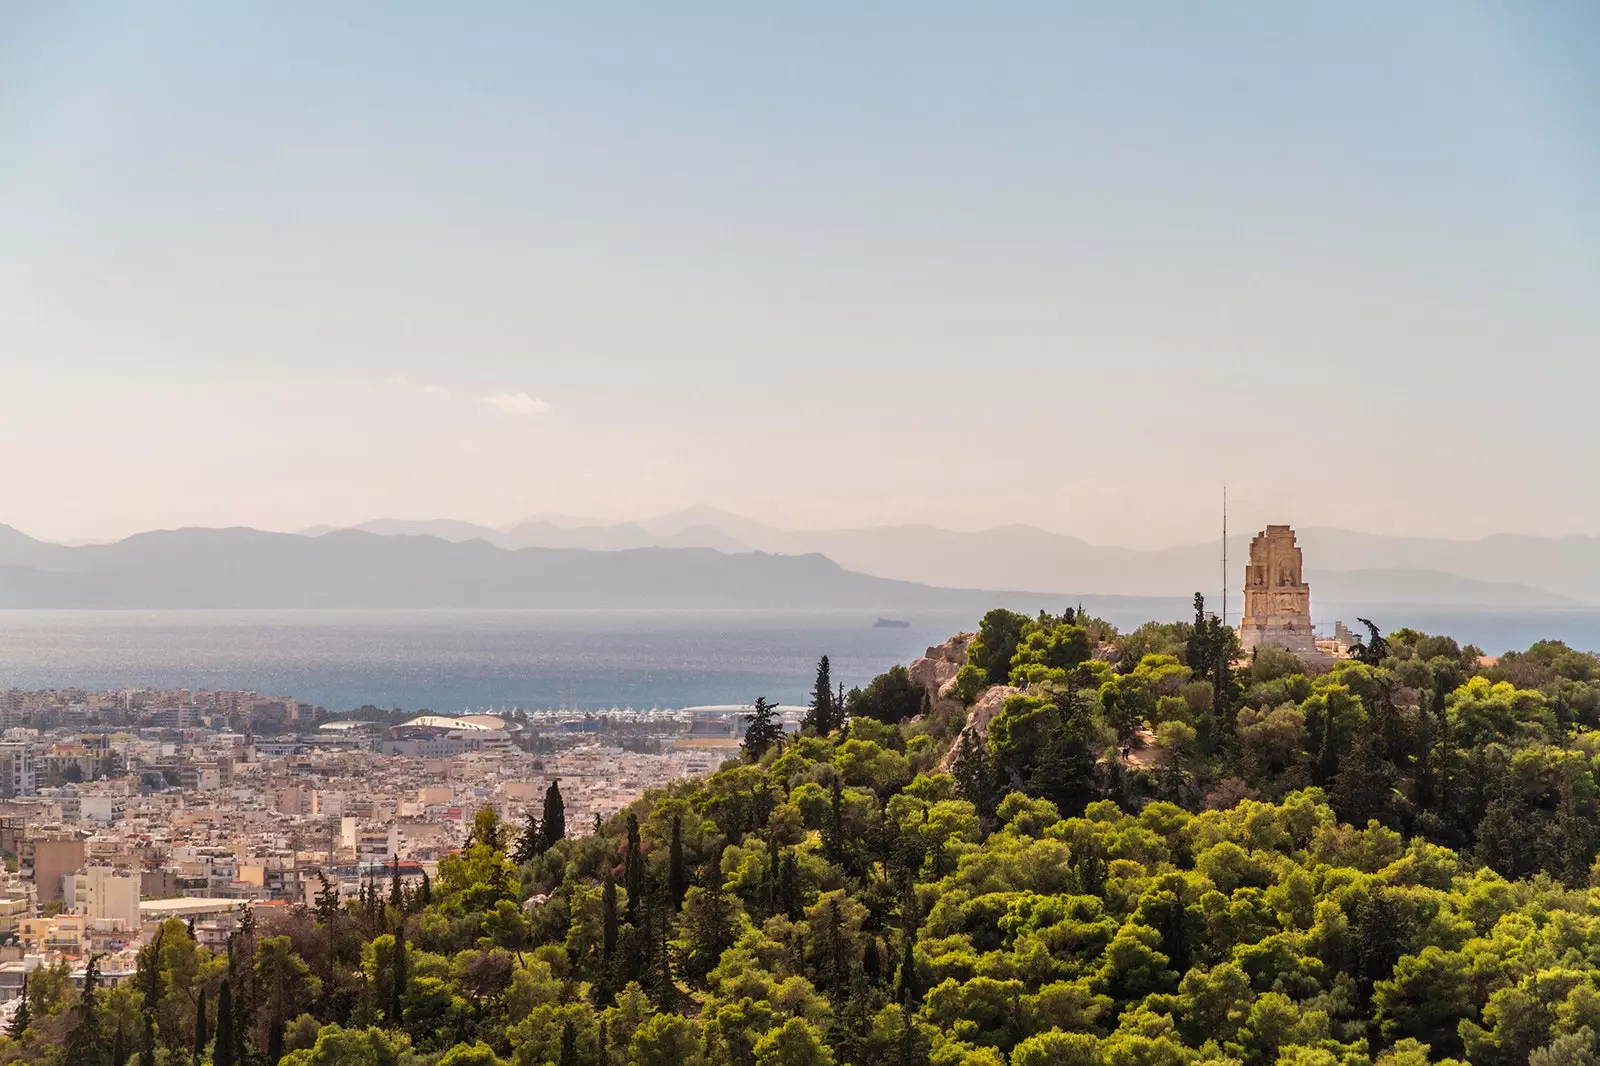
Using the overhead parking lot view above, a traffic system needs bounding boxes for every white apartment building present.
[67,866,141,929]
[79,795,126,825]
[0,743,35,798]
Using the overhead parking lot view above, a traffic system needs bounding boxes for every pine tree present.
[194,985,210,1061]
[314,871,341,925]
[667,815,688,911]
[390,920,408,1029]
[743,697,782,761]
[214,979,236,1066]
[513,810,542,865]
[952,728,1000,830]
[540,779,567,850]
[8,974,28,1040]
[803,656,835,734]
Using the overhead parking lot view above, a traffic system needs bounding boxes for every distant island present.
[873,617,911,629]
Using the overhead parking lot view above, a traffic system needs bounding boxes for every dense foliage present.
[12,606,1600,1066]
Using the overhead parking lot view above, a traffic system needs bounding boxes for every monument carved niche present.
[1239,525,1320,657]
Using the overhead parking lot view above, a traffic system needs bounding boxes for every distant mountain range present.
[0,509,1590,610]
[291,508,1590,607]
[0,525,1083,611]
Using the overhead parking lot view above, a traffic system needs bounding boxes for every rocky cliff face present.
[906,632,973,710]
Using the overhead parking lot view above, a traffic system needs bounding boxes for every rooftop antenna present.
[1221,484,1228,629]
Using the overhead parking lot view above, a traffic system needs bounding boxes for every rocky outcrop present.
[908,632,974,721]
[939,683,1019,771]
[908,633,972,699]
[965,683,1019,741]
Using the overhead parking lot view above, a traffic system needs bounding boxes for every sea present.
[1,606,1598,715]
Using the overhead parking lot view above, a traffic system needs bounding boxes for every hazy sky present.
[3,3,1597,547]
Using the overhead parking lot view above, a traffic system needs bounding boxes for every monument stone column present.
[1238,525,1320,657]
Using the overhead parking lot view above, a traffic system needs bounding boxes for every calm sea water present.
[0,607,1597,714]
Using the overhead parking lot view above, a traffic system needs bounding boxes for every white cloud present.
[480,391,552,415]
[387,375,410,387]
[422,384,451,399]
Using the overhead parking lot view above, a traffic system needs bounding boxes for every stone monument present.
[1238,525,1321,658]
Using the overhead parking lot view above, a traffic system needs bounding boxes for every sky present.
[2,2,1598,548]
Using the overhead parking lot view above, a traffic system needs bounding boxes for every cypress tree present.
[214,979,235,1066]
[194,985,209,1061]
[62,953,103,1066]
[559,1020,579,1066]
[540,779,567,850]
[667,815,688,911]
[895,931,920,1005]
[267,1017,284,1066]
[390,920,408,1029]
[624,814,644,923]
[651,896,678,1012]
[389,854,405,915]
[112,1021,128,1066]
[863,938,882,987]
[781,850,803,922]
[823,774,845,863]
[765,834,781,916]
[417,869,431,906]
[804,655,835,734]
[138,928,164,1066]
[602,868,619,961]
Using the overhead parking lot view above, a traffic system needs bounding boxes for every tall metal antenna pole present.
[1221,484,1228,628]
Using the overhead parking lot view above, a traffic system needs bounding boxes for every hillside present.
[31,608,1600,1066]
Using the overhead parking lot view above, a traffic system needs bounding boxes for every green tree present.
[668,815,688,910]
[195,984,209,1061]
[215,978,236,1066]
[541,779,567,851]
[754,1017,835,1066]
[804,655,838,735]
[744,697,784,761]
[970,608,1030,687]
[513,810,542,866]
[845,667,928,725]
[62,953,105,1066]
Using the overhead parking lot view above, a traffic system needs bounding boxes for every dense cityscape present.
[0,684,802,1027]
